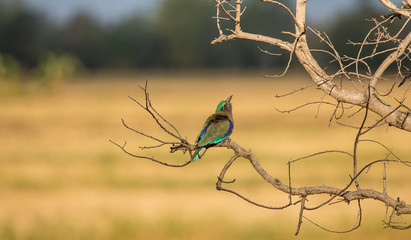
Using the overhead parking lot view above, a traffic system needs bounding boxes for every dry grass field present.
[0,71,410,239]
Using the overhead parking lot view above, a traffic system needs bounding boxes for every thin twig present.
[110,140,191,167]
[295,196,306,235]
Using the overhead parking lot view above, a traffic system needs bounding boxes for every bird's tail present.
[191,147,204,162]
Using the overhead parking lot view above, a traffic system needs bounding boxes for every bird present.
[191,95,234,162]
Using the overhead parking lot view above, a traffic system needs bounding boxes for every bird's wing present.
[196,114,231,147]
[196,114,225,143]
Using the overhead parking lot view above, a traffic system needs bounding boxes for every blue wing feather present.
[197,121,211,142]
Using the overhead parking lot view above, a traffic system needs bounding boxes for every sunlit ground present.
[0,71,410,239]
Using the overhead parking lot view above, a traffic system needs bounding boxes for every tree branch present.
[379,0,411,18]
[216,139,411,216]
[211,0,411,131]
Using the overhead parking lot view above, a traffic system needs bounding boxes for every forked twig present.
[111,81,194,167]
[110,140,191,167]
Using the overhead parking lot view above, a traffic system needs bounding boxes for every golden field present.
[0,71,410,239]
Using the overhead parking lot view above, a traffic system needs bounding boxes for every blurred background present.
[0,0,406,73]
[0,0,410,239]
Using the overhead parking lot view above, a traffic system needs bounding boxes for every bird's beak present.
[226,95,233,103]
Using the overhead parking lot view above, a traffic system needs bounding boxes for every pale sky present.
[21,0,401,25]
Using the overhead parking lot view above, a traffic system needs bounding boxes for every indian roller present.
[191,95,234,161]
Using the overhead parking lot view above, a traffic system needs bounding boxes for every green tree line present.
[0,0,403,72]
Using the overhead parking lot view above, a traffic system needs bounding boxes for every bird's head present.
[215,95,233,113]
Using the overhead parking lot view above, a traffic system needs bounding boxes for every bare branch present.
[275,82,316,98]
[212,0,411,131]
[110,140,192,167]
[303,200,362,233]
[370,32,411,91]
[217,139,411,214]
[295,196,306,235]
[128,83,185,142]
[261,0,298,26]
[379,0,411,18]
[275,101,341,114]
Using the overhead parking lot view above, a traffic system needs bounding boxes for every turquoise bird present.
[191,95,234,161]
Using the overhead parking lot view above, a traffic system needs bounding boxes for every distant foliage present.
[36,53,81,90]
[0,53,21,93]
[0,0,398,72]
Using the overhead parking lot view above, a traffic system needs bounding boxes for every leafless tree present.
[112,0,411,235]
